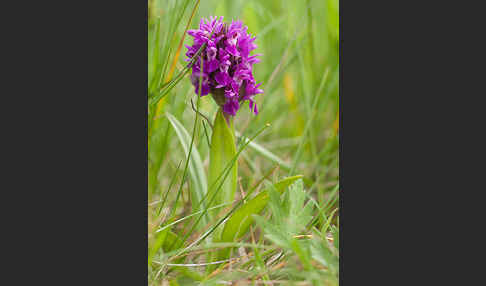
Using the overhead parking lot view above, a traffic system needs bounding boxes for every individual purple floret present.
[185,16,263,116]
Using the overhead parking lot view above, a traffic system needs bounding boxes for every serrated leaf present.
[310,236,339,274]
[253,214,290,248]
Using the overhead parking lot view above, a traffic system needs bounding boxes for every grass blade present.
[166,113,208,224]
[235,131,291,171]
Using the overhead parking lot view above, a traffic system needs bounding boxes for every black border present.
[13,0,472,284]
[14,1,149,284]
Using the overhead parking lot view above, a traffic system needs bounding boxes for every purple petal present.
[215,71,231,88]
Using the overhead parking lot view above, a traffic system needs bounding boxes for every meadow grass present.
[148,0,339,284]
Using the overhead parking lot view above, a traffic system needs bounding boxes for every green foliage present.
[221,175,303,243]
[254,180,314,249]
[148,0,339,284]
[235,131,292,171]
[212,175,303,269]
[207,109,237,214]
[254,179,339,285]
[166,113,209,227]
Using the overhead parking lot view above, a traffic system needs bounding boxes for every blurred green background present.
[148,0,339,284]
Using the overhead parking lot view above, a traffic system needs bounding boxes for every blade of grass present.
[164,55,207,252]
[156,201,234,234]
[289,67,330,175]
[153,0,201,118]
[165,0,200,82]
[166,113,208,223]
[157,159,183,216]
[235,131,291,171]
[163,53,207,234]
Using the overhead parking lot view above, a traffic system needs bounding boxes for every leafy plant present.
[254,179,339,285]
[147,0,339,284]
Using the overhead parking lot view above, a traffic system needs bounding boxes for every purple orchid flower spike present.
[186,16,263,116]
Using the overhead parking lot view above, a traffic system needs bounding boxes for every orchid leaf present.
[214,175,303,263]
[207,109,238,216]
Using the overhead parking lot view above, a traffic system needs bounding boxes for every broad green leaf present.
[162,230,184,252]
[166,113,208,225]
[208,109,237,214]
[206,175,302,271]
[212,175,303,265]
[221,175,303,243]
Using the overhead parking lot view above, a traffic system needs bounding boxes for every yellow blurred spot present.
[155,97,165,115]
[283,72,305,136]
[166,0,200,82]
[283,72,295,106]
[333,112,339,134]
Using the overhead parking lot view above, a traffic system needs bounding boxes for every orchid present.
[186,16,263,116]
